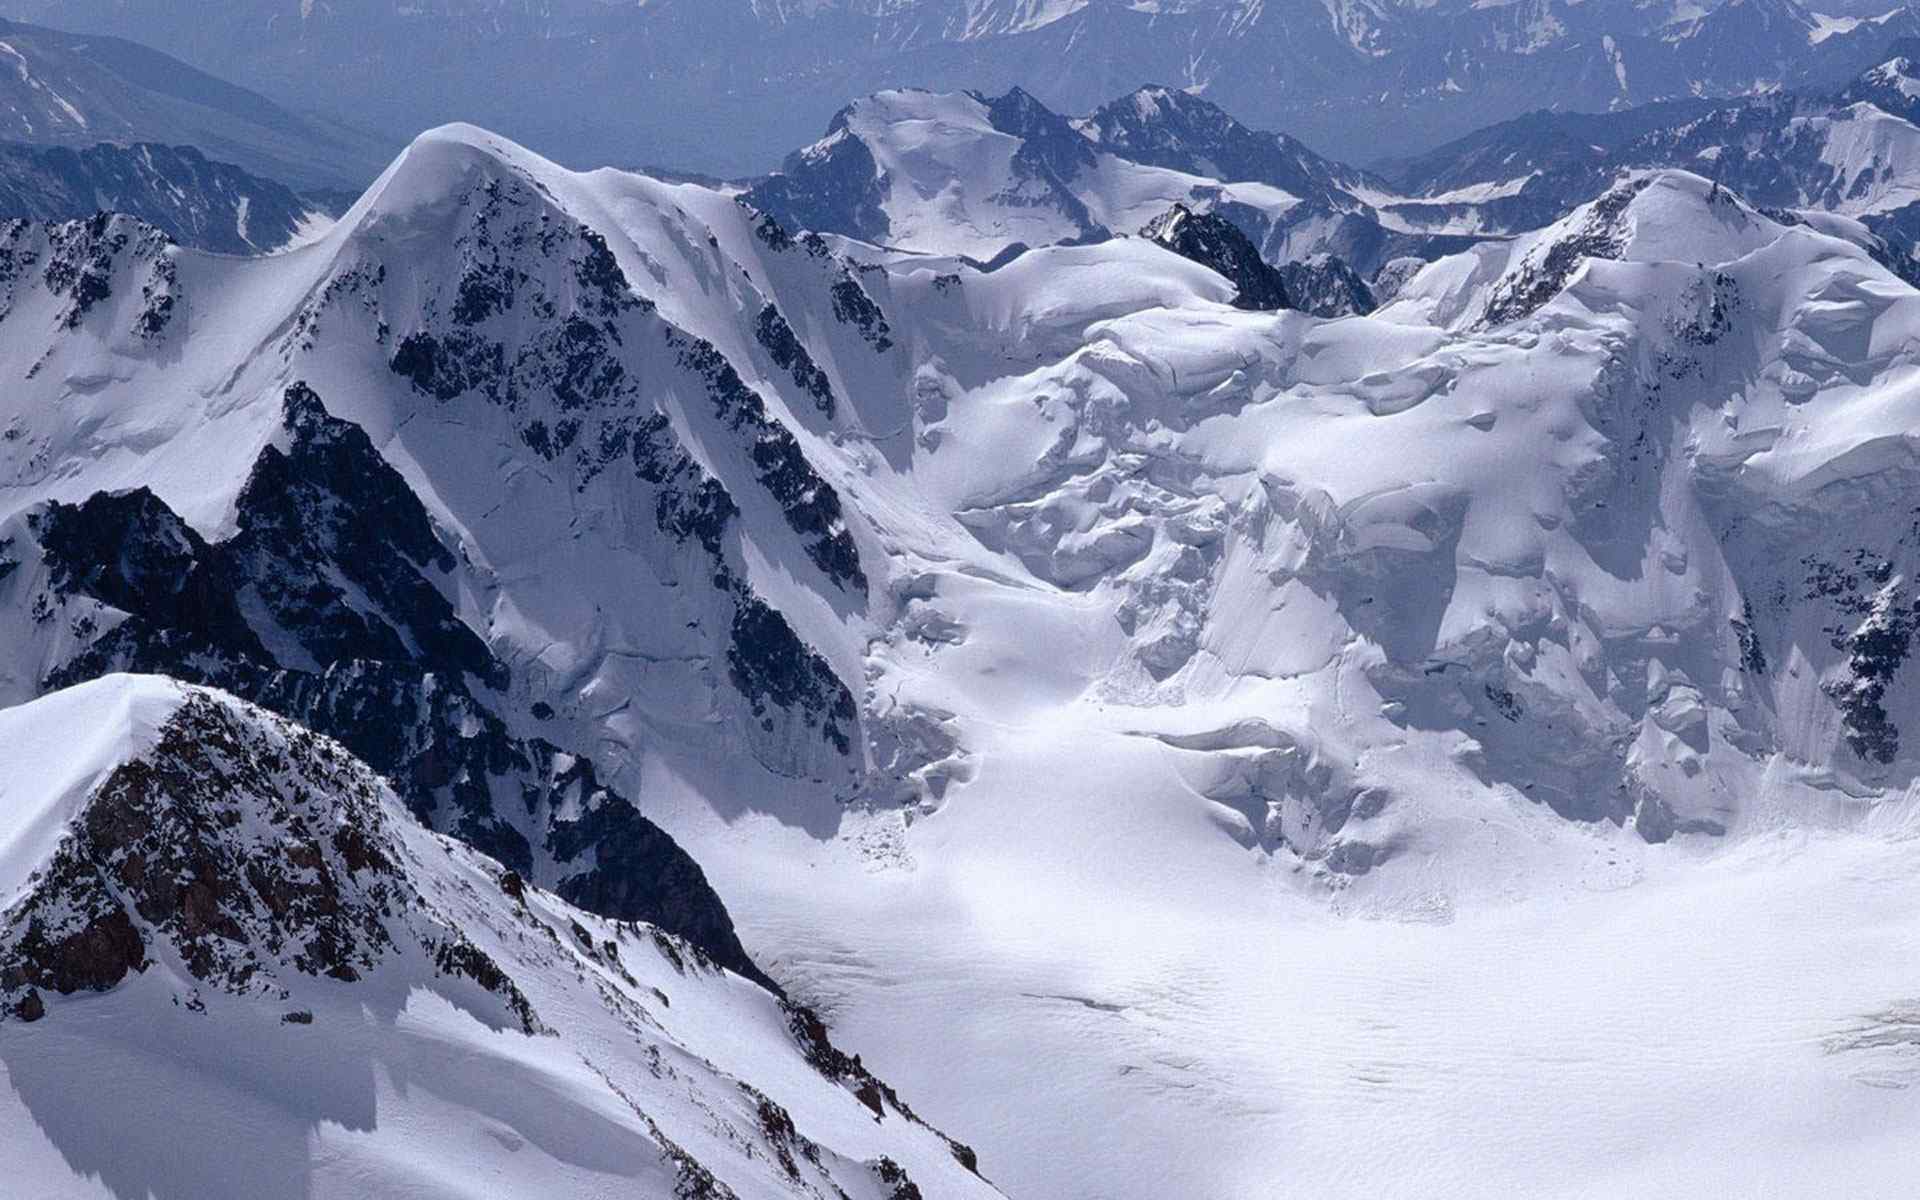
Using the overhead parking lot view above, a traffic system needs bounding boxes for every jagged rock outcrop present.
[1277,253,1375,317]
[1140,203,1289,311]
[0,683,536,1029]
[0,677,1002,1200]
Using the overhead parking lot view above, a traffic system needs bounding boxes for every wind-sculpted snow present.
[0,677,1000,1200]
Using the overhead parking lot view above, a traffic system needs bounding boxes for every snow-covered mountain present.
[739,74,1920,287]
[1384,44,1920,268]
[0,676,996,1200]
[3,113,1920,1196]
[743,85,1452,275]
[10,0,1920,173]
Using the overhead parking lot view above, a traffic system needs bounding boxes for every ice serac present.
[0,677,999,1200]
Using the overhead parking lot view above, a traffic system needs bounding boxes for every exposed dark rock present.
[543,752,781,992]
[829,270,893,352]
[432,938,545,1034]
[1824,584,1918,765]
[781,999,984,1172]
[729,597,858,757]
[740,108,890,244]
[0,141,310,254]
[1,692,398,1012]
[0,212,177,336]
[1141,203,1290,311]
[755,302,836,417]
[1277,253,1375,317]
[1084,87,1373,210]
[673,332,868,594]
[874,1157,924,1200]
[1731,600,1768,676]
[23,384,770,985]
[1478,176,1654,328]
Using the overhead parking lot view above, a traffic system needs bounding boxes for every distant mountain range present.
[1381,35,1920,264]
[0,16,389,189]
[0,141,317,253]
[4,0,1918,174]
[0,17,398,251]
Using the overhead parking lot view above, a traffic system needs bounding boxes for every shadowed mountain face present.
[0,141,315,252]
[13,381,775,990]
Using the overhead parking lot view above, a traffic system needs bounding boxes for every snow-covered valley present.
[1,77,1919,1195]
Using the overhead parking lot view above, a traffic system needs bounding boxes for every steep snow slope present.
[4,122,1920,1197]
[0,676,997,1199]
[696,161,1920,1197]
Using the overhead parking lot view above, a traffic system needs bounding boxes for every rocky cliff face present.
[0,684,532,1026]
[5,382,774,988]
[1141,203,1291,311]
[0,677,999,1200]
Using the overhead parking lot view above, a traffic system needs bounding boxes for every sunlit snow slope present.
[1,118,1919,1197]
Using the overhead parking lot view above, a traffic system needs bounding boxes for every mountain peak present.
[1141,201,1291,310]
[0,675,186,909]
[349,122,561,227]
[0,677,487,1022]
[0,676,1001,1196]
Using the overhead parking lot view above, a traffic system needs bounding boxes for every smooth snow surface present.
[0,676,179,904]
[731,812,1920,1198]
